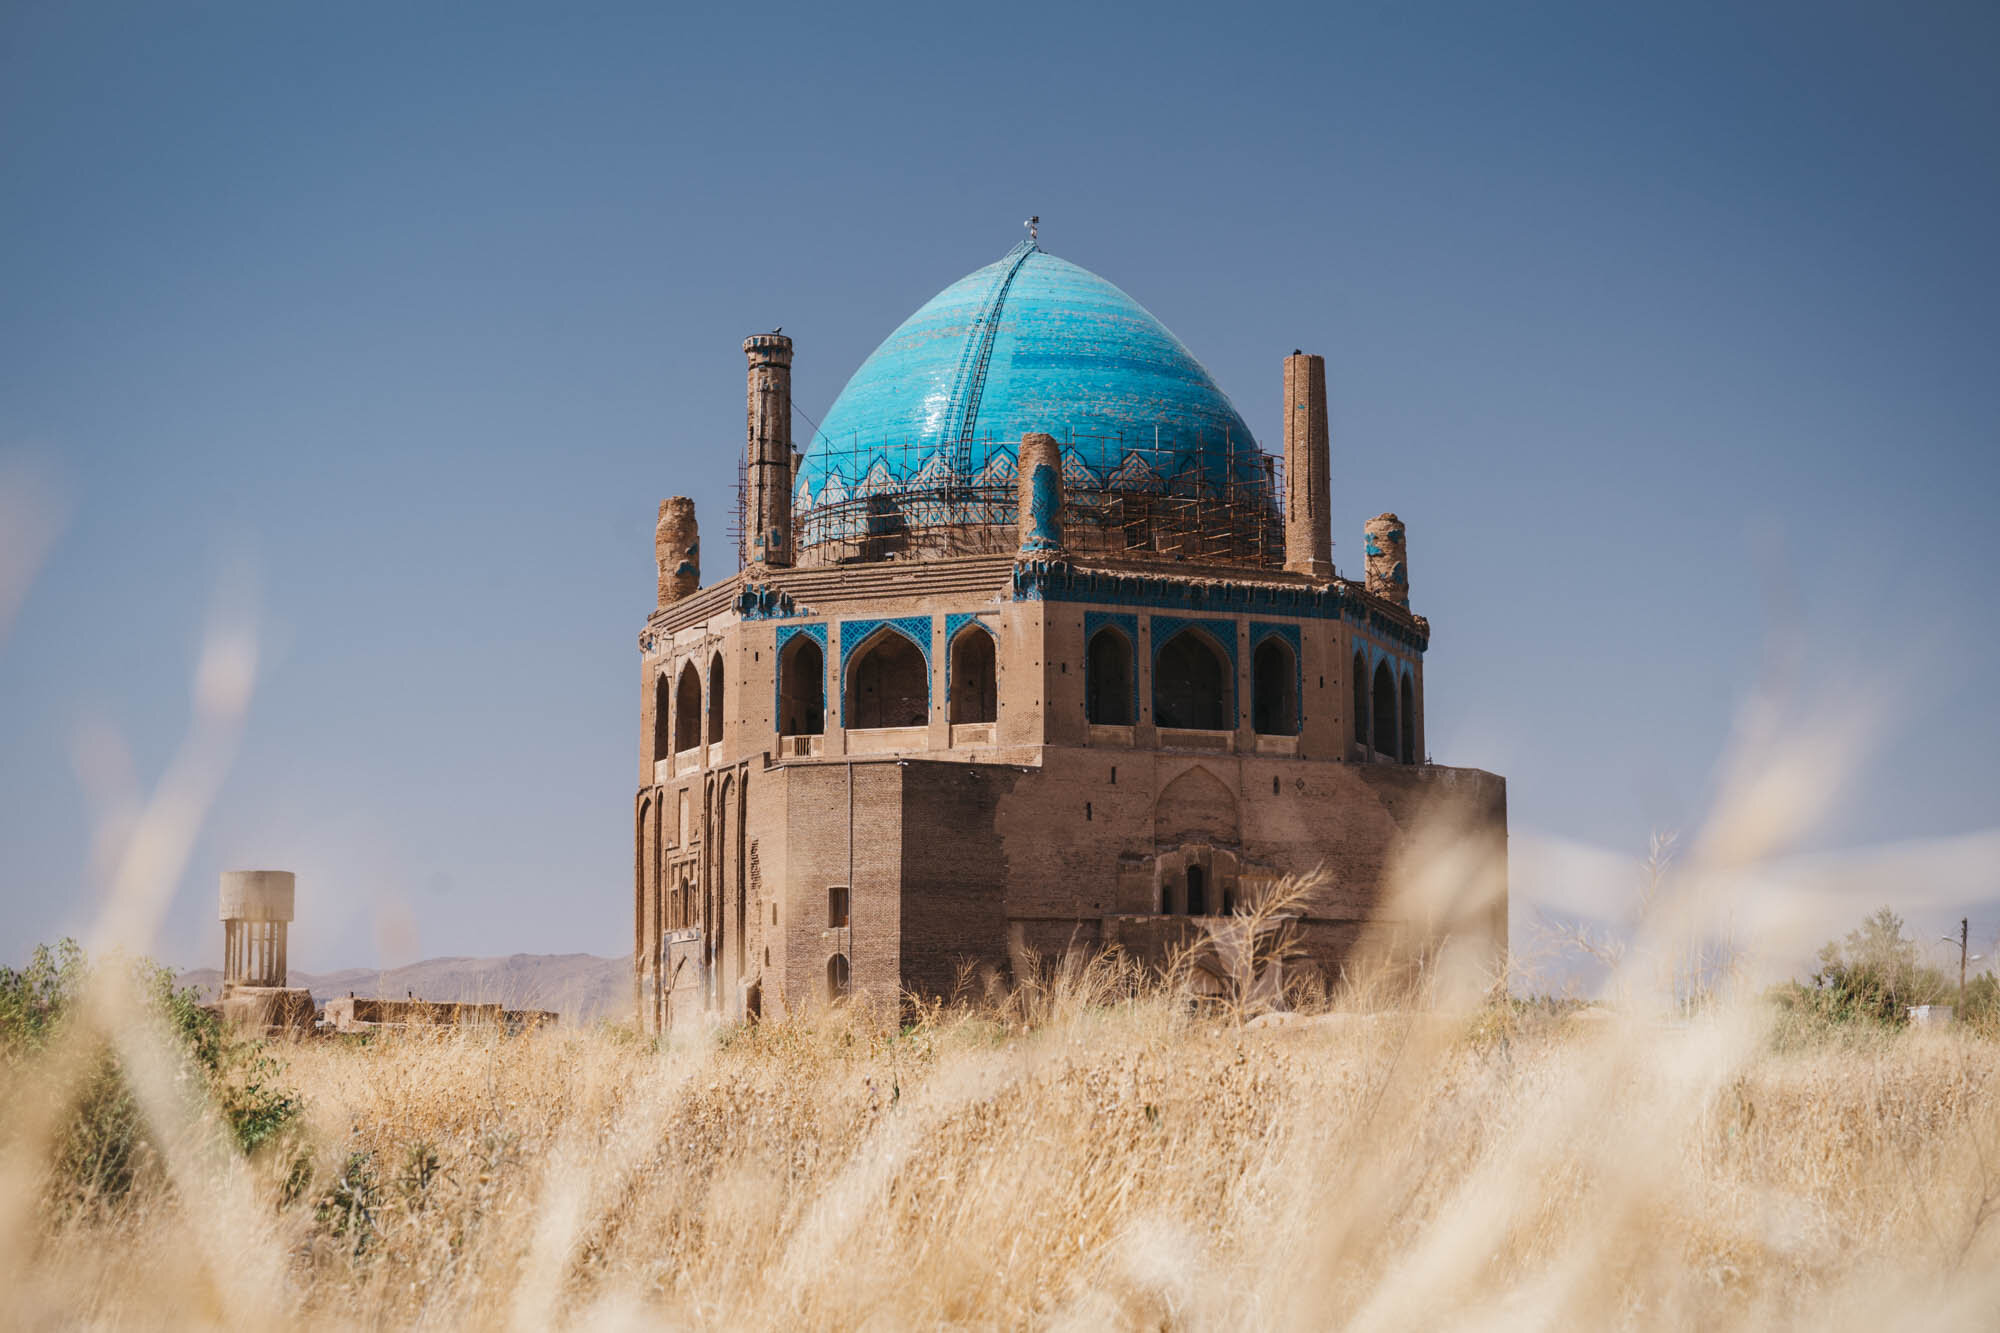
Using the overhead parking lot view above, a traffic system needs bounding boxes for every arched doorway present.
[1252,637,1298,736]
[1186,863,1208,916]
[846,628,928,729]
[948,625,997,724]
[1086,628,1134,725]
[826,953,851,999]
[1372,660,1398,760]
[778,636,824,736]
[1153,629,1231,731]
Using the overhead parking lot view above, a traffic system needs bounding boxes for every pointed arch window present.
[1153,629,1231,731]
[707,651,726,746]
[673,662,702,754]
[1252,637,1299,736]
[1372,660,1398,760]
[1086,627,1135,725]
[948,625,997,724]
[778,635,825,737]
[846,627,928,729]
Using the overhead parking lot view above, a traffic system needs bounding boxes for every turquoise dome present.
[797,241,1261,521]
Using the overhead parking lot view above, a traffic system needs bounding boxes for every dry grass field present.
[7,622,1996,1329]
[6,957,2000,1331]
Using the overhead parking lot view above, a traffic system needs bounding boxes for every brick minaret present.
[1365,513,1408,606]
[1282,351,1332,578]
[656,497,699,607]
[743,333,794,567]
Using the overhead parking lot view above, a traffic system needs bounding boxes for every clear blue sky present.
[3,1,1996,974]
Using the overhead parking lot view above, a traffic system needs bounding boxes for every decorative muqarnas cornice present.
[733,582,813,622]
[1010,561,1429,653]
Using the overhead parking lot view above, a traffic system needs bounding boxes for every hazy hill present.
[177,953,629,1023]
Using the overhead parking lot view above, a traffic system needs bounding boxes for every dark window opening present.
[1085,629,1134,725]
[1085,801,1092,821]
[949,627,998,724]
[1401,672,1416,765]
[828,885,849,928]
[1372,660,1399,760]
[1153,629,1230,731]
[1273,775,1280,795]
[1351,651,1368,749]
[1186,864,1207,916]
[1252,637,1299,735]
[673,662,702,754]
[846,629,928,729]
[707,651,726,746]
[826,953,850,999]
[778,636,825,736]
[652,673,671,765]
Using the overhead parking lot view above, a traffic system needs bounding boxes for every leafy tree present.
[1771,908,1951,1030]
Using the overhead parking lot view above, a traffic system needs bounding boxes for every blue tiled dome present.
[797,241,1261,519]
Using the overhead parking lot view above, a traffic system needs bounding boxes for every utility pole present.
[1940,918,1975,1012]
[1958,918,1969,1007]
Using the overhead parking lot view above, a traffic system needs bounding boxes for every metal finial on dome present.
[1024,215,1039,245]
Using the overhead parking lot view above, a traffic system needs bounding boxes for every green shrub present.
[1769,908,1955,1034]
[0,938,304,1207]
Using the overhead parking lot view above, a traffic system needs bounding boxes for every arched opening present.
[1086,628,1135,725]
[948,626,997,724]
[1351,650,1368,749]
[1400,672,1416,765]
[846,628,928,729]
[1372,660,1398,760]
[673,662,701,754]
[778,636,824,737]
[1153,629,1231,731]
[707,651,725,746]
[1186,863,1207,916]
[1252,637,1299,736]
[826,953,850,1000]
[733,776,747,979]
[652,673,670,765]
[716,777,734,978]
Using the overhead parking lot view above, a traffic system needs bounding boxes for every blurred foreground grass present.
[5,952,1999,1331]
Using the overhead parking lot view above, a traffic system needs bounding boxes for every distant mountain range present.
[177,953,631,1023]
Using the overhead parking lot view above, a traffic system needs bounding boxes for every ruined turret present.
[1365,513,1409,606]
[656,497,699,608]
[1018,432,1063,556]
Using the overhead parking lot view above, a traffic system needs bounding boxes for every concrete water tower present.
[220,870,294,992]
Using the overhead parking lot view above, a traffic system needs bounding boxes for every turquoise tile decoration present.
[797,240,1264,541]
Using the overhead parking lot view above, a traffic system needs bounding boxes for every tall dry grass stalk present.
[7,587,2000,1328]
[8,981,2000,1329]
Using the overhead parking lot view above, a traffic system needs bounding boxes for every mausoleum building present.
[633,233,1507,1026]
